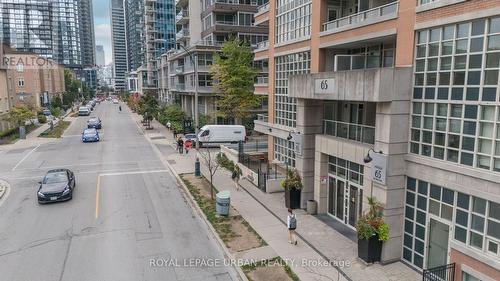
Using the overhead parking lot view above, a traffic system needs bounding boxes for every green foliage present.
[356,196,390,241]
[51,107,62,118]
[37,115,47,124]
[6,105,34,126]
[138,94,159,128]
[280,168,303,191]
[216,152,235,171]
[210,37,260,120]
[158,104,185,125]
[39,121,70,138]
[51,96,63,109]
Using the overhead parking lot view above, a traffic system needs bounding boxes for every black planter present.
[358,235,383,263]
[285,188,301,209]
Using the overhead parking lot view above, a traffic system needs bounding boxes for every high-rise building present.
[125,0,145,72]
[253,1,500,280]
[79,0,96,67]
[110,0,128,91]
[0,0,95,69]
[143,0,176,96]
[164,0,268,120]
[96,45,106,66]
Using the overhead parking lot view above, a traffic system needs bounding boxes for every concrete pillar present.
[373,98,410,263]
[314,151,329,214]
[296,99,324,208]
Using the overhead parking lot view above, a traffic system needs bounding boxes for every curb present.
[132,112,248,281]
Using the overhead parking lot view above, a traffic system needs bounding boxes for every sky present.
[93,0,112,65]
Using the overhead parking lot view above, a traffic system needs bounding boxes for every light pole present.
[363,149,384,197]
[176,44,199,149]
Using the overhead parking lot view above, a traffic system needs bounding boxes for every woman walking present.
[287,208,297,245]
[231,164,242,191]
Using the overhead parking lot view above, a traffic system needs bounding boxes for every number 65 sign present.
[370,153,387,185]
[314,78,335,95]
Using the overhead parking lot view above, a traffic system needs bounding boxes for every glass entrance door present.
[348,185,359,227]
[328,177,362,227]
[427,218,450,269]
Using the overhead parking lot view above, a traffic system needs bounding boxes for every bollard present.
[195,158,201,177]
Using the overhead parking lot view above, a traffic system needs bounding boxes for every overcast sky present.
[93,0,112,65]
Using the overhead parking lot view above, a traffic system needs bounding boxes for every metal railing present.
[215,20,237,25]
[323,1,399,31]
[210,0,260,5]
[176,29,189,39]
[257,2,270,13]
[256,114,268,122]
[175,65,184,74]
[175,10,189,21]
[256,76,268,84]
[422,263,455,281]
[276,0,310,15]
[173,83,185,91]
[323,120,375,144]
[256,40,269,50]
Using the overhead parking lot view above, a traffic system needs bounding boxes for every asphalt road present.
[0,102,238,281]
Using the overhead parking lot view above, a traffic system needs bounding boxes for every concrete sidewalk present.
[137,117,420,281]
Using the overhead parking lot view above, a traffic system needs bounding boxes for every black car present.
[37,169,75,204]
[87,117,102,129]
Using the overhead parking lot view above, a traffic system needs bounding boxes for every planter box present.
[285,188,301,209]
[358,235,383,263]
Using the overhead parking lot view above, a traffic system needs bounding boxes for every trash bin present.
[307,200,317,215]
[216,191,231,216]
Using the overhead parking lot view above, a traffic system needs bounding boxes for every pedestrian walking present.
[173,130,178,139]
[287,208,298,245]
[231,164,242,191]
[177,137,184,154]
[166,121,171,130]
[184,139,193,154]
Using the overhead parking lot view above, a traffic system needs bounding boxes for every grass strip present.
[241,257,300,281]
[39,121,70,138]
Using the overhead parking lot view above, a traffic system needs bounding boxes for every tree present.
[138,94,159,129]
[199,149,221,200]
[158,104,185,126]
[51,96,63,109]
[210,37,260,121]
[5,105,35,136]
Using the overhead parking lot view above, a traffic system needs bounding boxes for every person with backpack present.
[287,208,297,245]
[231,164,242,191]
[177,137,184,154]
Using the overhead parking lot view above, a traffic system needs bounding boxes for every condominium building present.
[0,0,95,69]
[125,0,145,73]
[253,0,500,280]
[110,0,128,91]
[96,45,106,67]
[165,0,269,122]
[143,0,176,96]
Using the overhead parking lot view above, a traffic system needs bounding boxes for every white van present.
[197,125,246,146]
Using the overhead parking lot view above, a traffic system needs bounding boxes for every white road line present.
[100,169,168,177]
[11,144,40,171]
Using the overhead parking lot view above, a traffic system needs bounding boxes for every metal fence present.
[422,263,455,281]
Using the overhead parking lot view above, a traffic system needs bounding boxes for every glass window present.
[473,197,486,214]
[457,192,470,209]
[455,226,467,243]
[470,232,484,249]
[456,209,468,227]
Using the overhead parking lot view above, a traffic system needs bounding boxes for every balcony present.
[257,2,269,13]
[288,67,412,102]
[323,120,375,145]
[255,40,269,51]
[322,1,399,33]
[255,2,270,25]
[176,10,189,24]
[173,83,185,91]
[255,76,268,85]
[214,20,238,26]
[175,65,184,75]
[176,29,190,41]
[257,114,268,122]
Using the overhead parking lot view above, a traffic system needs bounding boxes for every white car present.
[112,99,118,104]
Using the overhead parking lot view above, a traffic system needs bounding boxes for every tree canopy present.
[210,37,260,121]
[7,105,34,126]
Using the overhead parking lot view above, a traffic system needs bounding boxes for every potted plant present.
[281,168,303,209]
[356,197,389,263]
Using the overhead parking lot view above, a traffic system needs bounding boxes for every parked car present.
[82,128,100,142]
[42,109,51,116]
[87,117,102,129]
[78,106,91,116]
[184,133,198,142]
[197,125,246,146]
[112,99,119,104]
[37,169,75,204]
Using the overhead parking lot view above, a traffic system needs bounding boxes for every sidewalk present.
[138,117,420,281]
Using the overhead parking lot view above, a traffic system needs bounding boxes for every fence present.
[422,263,455,281]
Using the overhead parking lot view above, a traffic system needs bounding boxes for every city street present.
[0,102,238,281]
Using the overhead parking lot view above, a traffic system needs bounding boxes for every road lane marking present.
[11,144,40,171]
[94,169,169,219]
[95,175,101,219]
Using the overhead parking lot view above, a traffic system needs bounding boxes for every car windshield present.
[185,134,196,139]
[84,129,96,135]
[89,118,98,122]
[43,172,67,184]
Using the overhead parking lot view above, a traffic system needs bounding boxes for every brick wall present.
[417,0,500,23]
[450,248,500,281]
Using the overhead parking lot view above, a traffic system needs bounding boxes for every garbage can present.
[216,191,231,216]
[307,200,317,215]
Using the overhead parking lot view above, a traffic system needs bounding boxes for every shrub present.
[38,115,47,124]
[356,197,389,241]
[216,153,235,171]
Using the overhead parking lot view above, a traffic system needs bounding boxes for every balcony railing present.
[215,20,237,25]
[257,114,268,122]
[323,120,375,145]
[175,65,184,74]
[176,29,190,39]
[334,54,393,71]
[323,1,399,32]
[256,76,268,84]
[173,83,185,91]
[257,2,270,14]
[209,0,260,5]
[256,40,269,50]
[422,263,455,281]
[176,10,189,21]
